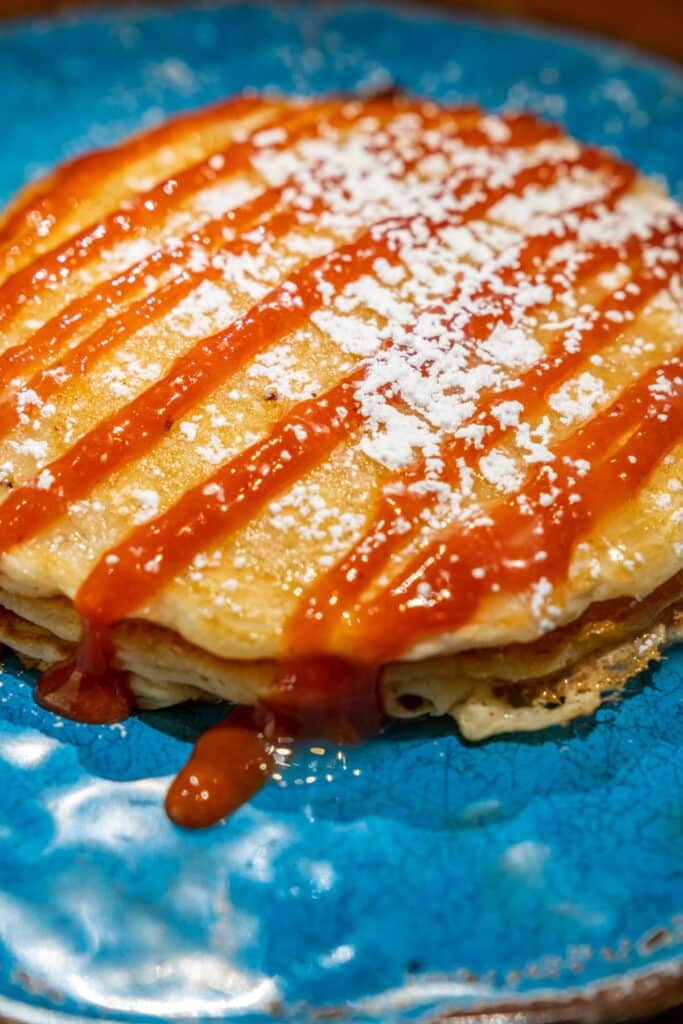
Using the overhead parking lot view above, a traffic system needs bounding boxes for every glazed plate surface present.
[0,3,682,1022]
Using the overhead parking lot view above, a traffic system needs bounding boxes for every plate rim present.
[0,957,682,1024]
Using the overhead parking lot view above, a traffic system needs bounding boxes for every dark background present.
[0,0,680,1022]
[0,0,681,63]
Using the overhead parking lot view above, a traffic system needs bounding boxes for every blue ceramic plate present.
[0,4,682,1022]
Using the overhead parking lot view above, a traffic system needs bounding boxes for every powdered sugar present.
[3,94,680,648]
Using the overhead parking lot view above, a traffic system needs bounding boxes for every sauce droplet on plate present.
[165,706,274,829]
[166,657,383,829]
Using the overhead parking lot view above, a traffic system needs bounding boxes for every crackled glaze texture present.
[0,3,682,1022]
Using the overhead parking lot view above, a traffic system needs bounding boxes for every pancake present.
[0,93,680,825]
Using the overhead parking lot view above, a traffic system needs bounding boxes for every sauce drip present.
[264,655,384,744]
[165,707,275,829]
[166,657,383,829]
[35,622,133,724]
[0,95,678,826]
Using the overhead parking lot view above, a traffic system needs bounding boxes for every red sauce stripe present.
[351,354,683,661]
[76,372,365,625]
[0,240,385,556]
[0,95,270,265]
[0,100,349,327]
[0,101,489,391]
[0,100,491,382]
[0,184,286,392]
[75,160,640,626]
[0,149,586,558]
[0,201,309,439]
[11,96,680,828]
[0,97,489,328]
[285,218,679,652]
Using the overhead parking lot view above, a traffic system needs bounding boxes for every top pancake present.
[0,93,680,665]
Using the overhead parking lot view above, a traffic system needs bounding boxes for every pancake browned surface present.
[0,93,680,740]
